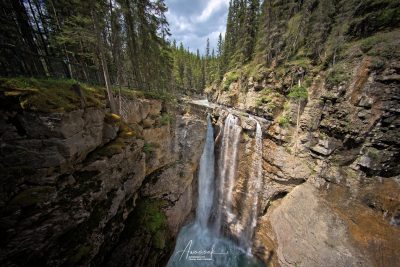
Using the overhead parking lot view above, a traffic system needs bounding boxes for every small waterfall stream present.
[240,119,263,253]
[167,114,263,267]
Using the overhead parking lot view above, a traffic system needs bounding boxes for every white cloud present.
[195,0,229,23]
[165,0,229,54]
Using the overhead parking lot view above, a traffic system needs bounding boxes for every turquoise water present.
[166,223,263,267]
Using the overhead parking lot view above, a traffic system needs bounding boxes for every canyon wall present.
[206,21,400,267]
[0,93,207,266]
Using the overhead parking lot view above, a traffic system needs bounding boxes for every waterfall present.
[196,115,215,228]
[240,119,263,254]
[167,114,263,267]
[213,114,242,235]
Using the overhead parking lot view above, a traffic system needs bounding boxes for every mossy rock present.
[69,245,91,264]
[104,113,121,125]
[10,186,54,207]
[125,198,169,249]
[86,122,137,161]
[0,77,106,113]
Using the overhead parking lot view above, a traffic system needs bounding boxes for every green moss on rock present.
[69,245,91,264]
[0,77,104,113]
[86,121,137,161]
[10,186,54,207]
[126,198,169,250]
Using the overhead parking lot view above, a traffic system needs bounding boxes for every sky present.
[164,0,230,54]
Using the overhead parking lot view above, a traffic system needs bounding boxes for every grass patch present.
[0,77,104,113]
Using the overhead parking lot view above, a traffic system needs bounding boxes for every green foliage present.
[278,114,290,127]
[243,63,267,81]
[288,84,308,100]
[286,55,312,69]
[360,36,382,53]
[362,31,400,59]
[366,147,380,160]
[159,113,173,125]
[255,95,270,107]
[143,143,155,156]
[223,70,240,90]
[325,64,350,88]
[143,91,177,105]
[348,2,400,38]
[370,57,385,70]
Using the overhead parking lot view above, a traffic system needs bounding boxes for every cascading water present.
[214,114,242,235]
[167,114,262,267]
[196,115,215,228]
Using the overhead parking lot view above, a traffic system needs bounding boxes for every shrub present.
[159,113,173,125]
[255,95,271,107]
[288,84,308,100]
[143,143,155,155]
[325,64,350,88]
[278,114,290,127]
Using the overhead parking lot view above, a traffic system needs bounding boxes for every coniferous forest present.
[0,0,267,96]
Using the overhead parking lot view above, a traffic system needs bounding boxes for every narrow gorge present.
[0,0,399,266]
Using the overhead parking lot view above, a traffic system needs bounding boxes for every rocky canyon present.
[0,0,400,267]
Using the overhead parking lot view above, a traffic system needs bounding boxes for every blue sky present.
[165,0,230,54]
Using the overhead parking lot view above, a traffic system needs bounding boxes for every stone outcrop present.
[0,97,206,266]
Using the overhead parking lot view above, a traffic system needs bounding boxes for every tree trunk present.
[92,10,117,114]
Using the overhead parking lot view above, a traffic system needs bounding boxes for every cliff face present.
[205,1,400,266]
[0,91,206,266]
[209,53,400,266]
